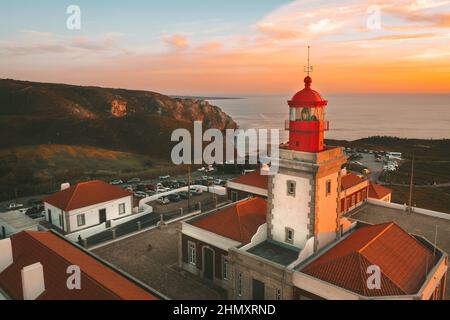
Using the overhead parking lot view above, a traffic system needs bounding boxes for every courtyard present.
[92,222,227,300]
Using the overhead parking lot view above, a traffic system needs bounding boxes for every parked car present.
[167,193,181,202]
[189,187,203,195]
[156,197,170,205]
[156,187,170,193]
[146,184,157,191]
[127,177,141,184]
[205,165,214,173]
[7,203,23,210]
[213,179,224,185]
[17,208,30,214]
[109,179,123,185]
[159,175,171,180]
[178,191,190,199]
[362,168,371,174]
[134,191,148,199]
[197,167,206,172]
[136,183,147,192]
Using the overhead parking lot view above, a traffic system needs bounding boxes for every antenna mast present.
[304,45,313,76]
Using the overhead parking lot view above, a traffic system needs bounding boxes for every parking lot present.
[148,192,227,215]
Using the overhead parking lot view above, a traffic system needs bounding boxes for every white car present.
[156,187,170,193]
[7,203,24,210]
[197,167,206,172]
[134,191,148,199]
[156,197,170,205]
[159,175,171,180]
[109,179,123,185]
[214,179,224,185]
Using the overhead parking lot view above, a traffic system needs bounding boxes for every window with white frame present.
[77,214,86,227]
[287,180,296,197]
[285,227,294,244]
[188,241,196,265]
[222,257,229,280]
[119,203,126,215]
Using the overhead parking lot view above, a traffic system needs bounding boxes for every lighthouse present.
[287,47,328,152]
[266,47,347,252]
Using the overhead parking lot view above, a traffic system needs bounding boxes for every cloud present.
[307,19,343,34]
[163,34,189,49]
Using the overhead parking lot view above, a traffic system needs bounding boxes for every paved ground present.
[348,203,450,299]
[92,223,227,300]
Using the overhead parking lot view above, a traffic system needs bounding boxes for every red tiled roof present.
[0,231,159,300]
[191,197,267,244]
[229,171,268,190]
[368,182,392,199]
[341,173,366,191]
[43,180,132,211]
[301,223,437,297]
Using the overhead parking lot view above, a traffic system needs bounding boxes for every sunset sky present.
[1,0,449,95]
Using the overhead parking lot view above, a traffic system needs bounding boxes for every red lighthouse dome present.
[288,76,327,108]
[287,75,329,153]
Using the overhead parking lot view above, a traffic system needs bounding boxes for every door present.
[203,247,214,281]
[252,279,265,300]
[48,209,52,224]
[99,209,107,224]
[1,226,5,239]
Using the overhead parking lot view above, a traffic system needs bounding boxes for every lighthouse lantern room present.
[287,47,329,153]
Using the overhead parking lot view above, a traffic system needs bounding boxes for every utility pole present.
[187,165,191,212]
[408,153,415,214]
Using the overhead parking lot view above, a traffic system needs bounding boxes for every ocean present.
[209,94,450,142]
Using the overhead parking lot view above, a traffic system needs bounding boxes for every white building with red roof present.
[43,180,133,238]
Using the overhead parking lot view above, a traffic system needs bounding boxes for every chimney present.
[0,238,13,273]
[61,182,70,191]
[21,262,45,300]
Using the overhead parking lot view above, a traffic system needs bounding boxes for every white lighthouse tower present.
[267,54,347,252]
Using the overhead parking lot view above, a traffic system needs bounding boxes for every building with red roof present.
[179,197,267,289]
[0,230,163,300]
[293,222,447,299]
[339,171,392,214]
[227,170,268,201]
[42,180,134,236]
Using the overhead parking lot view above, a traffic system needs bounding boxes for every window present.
[237,272,243,297]
[59,214,64,229]
[231,191,238,202]
[118,203,126,215]
[357,192,361,203]
[188,241,196,265]
[77,214,86,227]
[222,257,229,280]
[287,180,296,197]
[326,180,332,196]
[274,288,282,300]
[285,227,294,244]
[351,195,356,206]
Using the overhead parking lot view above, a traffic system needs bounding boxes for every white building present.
[43,180,133,236]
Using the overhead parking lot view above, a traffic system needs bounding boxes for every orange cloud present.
[163,34,189,49]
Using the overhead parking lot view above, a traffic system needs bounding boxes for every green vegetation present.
[0,145,189,201]
[389,185,450,214]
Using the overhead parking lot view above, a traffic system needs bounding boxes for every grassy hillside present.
[0,144,188,201]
